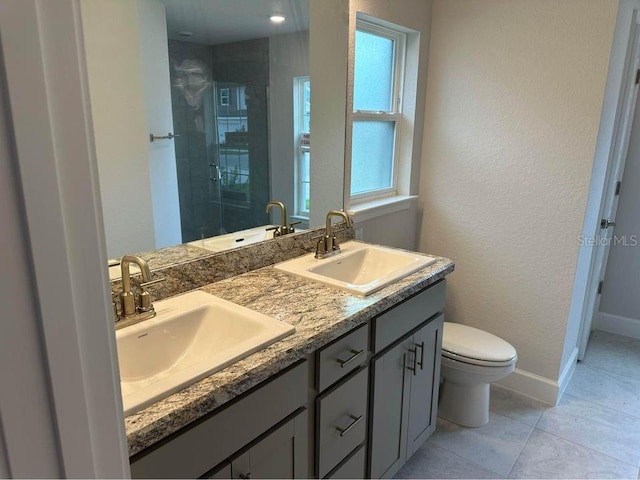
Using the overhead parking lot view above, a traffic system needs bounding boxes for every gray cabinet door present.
[406,314,443,457]
[231,409,308,479]
[368,338,411,479]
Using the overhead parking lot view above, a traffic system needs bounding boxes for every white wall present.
[598,93,640,337]
[137,0,182,249]
[269,31,309,224]
[309,0,349,227]
[419,0,617,397]
[356,200,419,250]
[82,0,156,258]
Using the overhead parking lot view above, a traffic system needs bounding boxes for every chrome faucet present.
[115,255,164,329]
[315,210,352,259]
[266,201,299,237]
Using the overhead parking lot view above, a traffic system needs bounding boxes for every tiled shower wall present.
[168,38,270,242]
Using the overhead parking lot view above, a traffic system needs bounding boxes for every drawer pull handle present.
[407,348,418,375]
[336,414,363,437]
[416,341,425,370]
[336,349,365,368]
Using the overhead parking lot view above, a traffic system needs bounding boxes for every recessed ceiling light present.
[269,15,286,23]
[177,31,193,37]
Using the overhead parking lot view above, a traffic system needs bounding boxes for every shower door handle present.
[209,164,221,181]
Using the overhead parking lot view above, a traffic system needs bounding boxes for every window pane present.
[351,121,394,195]
[303,80,311,133]
[354,30,394,112]
[300,151,310,212]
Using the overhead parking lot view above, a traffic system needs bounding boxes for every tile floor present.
[395,330,640,479]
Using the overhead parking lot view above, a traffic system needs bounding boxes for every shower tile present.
[583,330,640,381]
[509,429,638,479]
[395,442,502,479]
[490,385,549,426]
[566,363,640,418]
[429,413,533,476]
[537,393,640,466]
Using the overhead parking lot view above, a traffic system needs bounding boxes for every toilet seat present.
[442,322,517,368]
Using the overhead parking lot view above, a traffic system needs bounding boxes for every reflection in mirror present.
[82,0,312,259]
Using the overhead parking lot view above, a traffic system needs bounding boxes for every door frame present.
[0,0,129,476]
[574,1,640,360]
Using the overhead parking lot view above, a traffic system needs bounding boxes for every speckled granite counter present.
[125,251,454,457]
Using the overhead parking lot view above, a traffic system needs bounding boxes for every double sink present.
[117,241,436,415]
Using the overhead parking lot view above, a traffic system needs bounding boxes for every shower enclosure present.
[168,39,270,243]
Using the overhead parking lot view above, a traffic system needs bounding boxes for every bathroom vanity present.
[122,241,453,479]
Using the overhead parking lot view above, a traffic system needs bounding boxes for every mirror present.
[81,0,343,261]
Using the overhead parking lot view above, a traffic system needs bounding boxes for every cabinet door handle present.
[416,341,425,370]
[336,414,363,437]
[407,348,418,375]
[336,349,365,368]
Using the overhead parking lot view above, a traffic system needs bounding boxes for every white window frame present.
[220,87,230,106]
[294,76,311,217]
[350,19,406,203]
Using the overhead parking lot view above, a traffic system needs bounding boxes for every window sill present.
[347,195,417,223]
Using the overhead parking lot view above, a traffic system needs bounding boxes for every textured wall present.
[269,31,309,222]
[137,0,182,250]
[82,0,156,258]
[419,0,617,381]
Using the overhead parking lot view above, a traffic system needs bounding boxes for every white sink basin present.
[116,290,295,415]
[274,241,437,296]
[188,225,277,252]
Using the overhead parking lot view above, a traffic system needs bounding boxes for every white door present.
[578,16,640,358]
[597,99,640,337]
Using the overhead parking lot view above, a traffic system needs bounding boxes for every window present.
[294,76,311,217]
[350,19,406,201]
[219,87,230,106]
[216,83,250,206]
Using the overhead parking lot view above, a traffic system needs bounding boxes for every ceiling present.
[161,0,309,45]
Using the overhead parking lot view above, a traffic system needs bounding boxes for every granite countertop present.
[124,252,455,457]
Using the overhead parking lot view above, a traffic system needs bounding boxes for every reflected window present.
[216,82,250,206]
[295,76,311,216]
[219,87,230,106]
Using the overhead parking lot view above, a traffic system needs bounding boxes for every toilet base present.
[438,380,490,427]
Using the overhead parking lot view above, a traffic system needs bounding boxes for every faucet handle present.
[288,221,302,234]
[266,225,281,238]
[111,293,120,320]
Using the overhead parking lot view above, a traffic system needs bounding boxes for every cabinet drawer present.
[325,445,365,479]
[373,280,445,352]
[316,367,368,478]
[317,323,368,391]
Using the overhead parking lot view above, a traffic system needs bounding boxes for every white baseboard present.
[557,347,579,398]
[595,311,640,340]
[495,368,559,405]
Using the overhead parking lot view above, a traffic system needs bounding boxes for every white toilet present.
[438,322,517,427]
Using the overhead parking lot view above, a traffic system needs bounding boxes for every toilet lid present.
[442,322,517,365]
